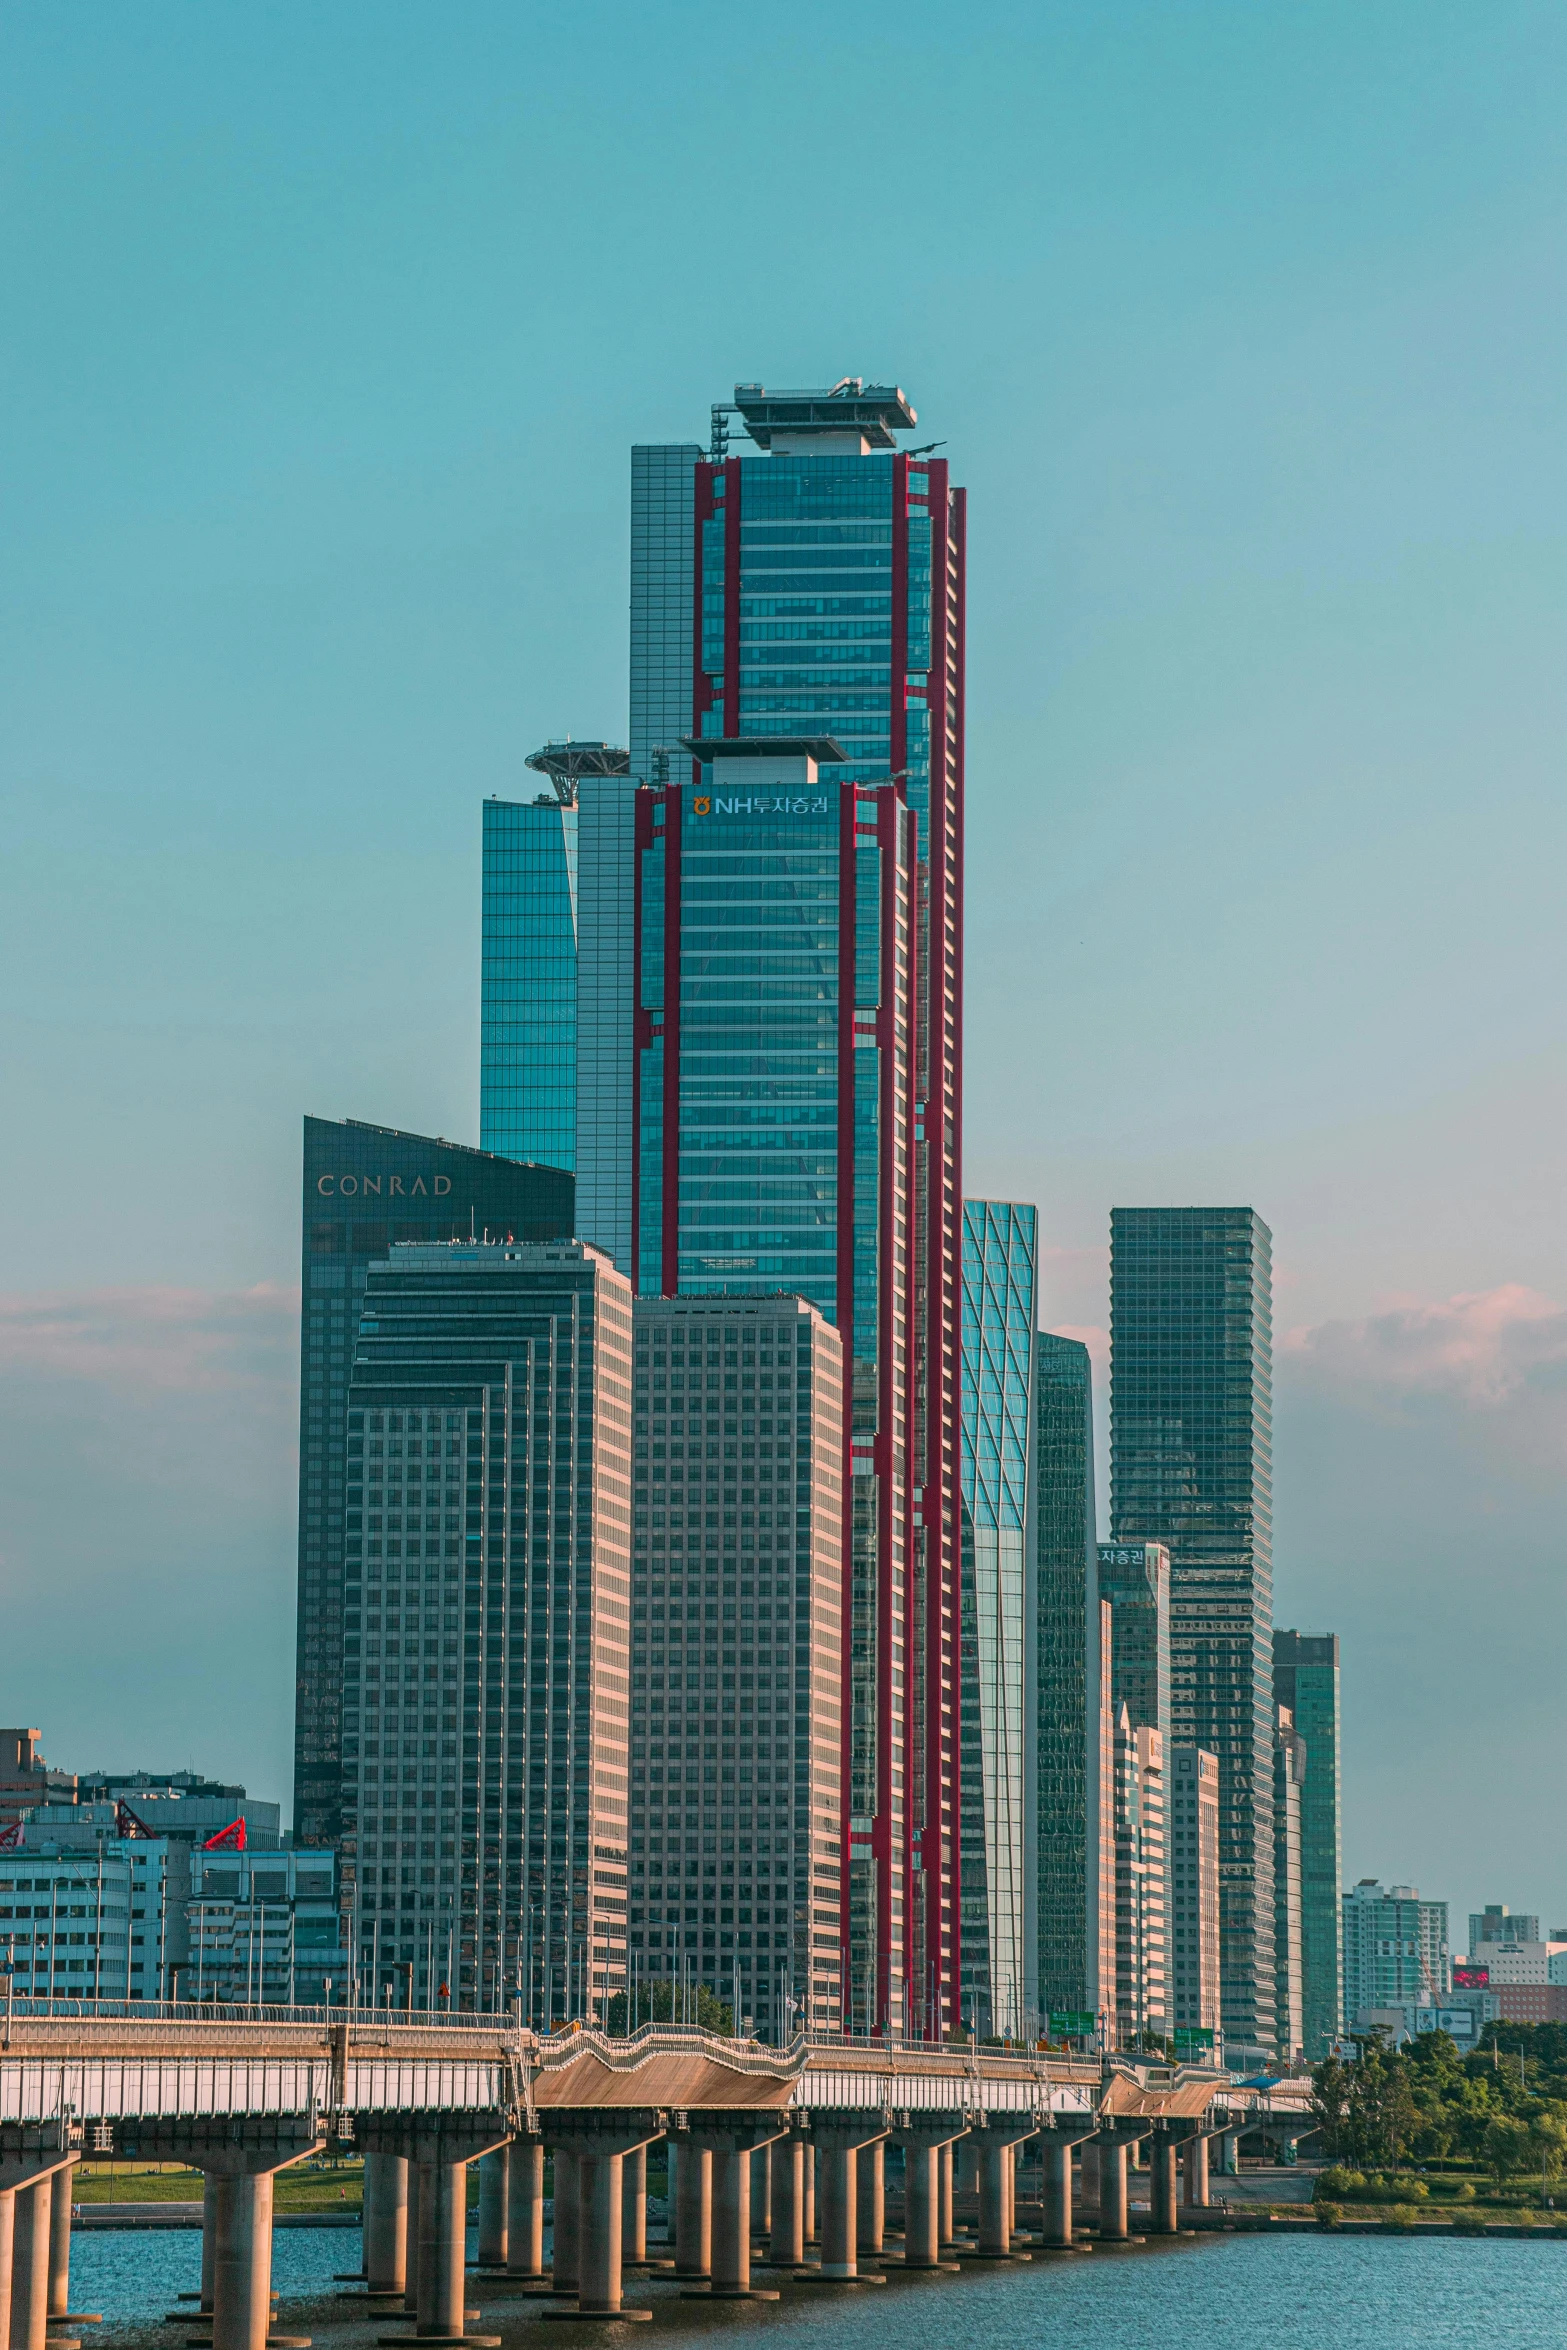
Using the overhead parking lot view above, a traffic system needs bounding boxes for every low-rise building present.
[0,1836,188,1999]
[1468,1939,1567,1985]
[0,1730,76,1833]
[186,1844,346,2003]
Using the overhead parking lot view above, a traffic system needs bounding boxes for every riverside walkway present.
[0,2004,1314,2348]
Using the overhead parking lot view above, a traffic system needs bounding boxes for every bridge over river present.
[0,2005,1315,2349]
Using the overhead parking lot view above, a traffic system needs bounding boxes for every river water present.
[69,2225,1567,2347]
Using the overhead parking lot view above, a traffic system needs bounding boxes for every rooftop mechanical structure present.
[524,739,631,808]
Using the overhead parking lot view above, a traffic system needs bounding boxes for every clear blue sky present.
[4,0,1566,1938]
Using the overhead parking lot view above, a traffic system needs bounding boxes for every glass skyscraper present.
[1033,1330,1105,2026]
[959,1201,1036,2038]
[1274,1628,1345,2055]
[477,742,621,1174]
[1109,1206,1276,2059]
[622,381,968,2039]
[293,1119,573,1855]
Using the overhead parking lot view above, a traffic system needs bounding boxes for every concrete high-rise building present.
[479,742,609,1172]
[1110,1206,1276,2061]
[1098,1541,1171,1745]
[1273,1704,1306,2067]
[1033,1333,1105,2029]
[1343,1880,1450,2024]
[625,1294,846,2035]
[338,1239,633,2014]
[0,1730,75,1833]
[1112,1710,1168,2047]
[0,1833,188,2001]
[1168,1746,1221,2041]
[1273,1630,1344,2056]
[294,1119,573,1854]
[959,1202,1037,2040]
[1470,1903,1541,1951]
[623,381,968,2038]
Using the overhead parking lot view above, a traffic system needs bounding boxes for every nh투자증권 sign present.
[691,792,831,818]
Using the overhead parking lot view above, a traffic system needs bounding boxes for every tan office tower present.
[627,1295,845,2036]
[340,1239,633,2015]
[1113,1708,1168,2046]
[1169,1745,1221,2042]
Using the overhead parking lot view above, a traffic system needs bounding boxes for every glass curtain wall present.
[480,797,579,1172]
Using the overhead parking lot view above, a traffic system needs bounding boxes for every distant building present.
[1098,1541,1171,1745]
[1112,1709,1167,2047]
[25,1790,281,1851]
[1344,1879,1450,2024]
[0,1730,75,1833]
[1168,1746,1221,2041]
[1469,1940,1567,1985]
[959,1203,1037,2040]
[1491,1985,1567,2025]
[0,1832,188,2000]
[187,1844,345,2004]
[1110,1207,1277,2059]
[1273,1630,1345,2056]
[1273,1705,1307,2066]
[294,1116,574,1857]
[1033,1333,1105,2028]
[626,1295,846,2037]
[1470,1903,1541,1951]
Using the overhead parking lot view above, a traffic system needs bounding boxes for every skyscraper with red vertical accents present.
[620,383,966,2036]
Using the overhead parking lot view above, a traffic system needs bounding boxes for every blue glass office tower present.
[1110,1207,1276,2060]
[479,743,615,1173]
[623,382,969,2039]
[959,1201,1036,2038]
[1033,1332,1109,2027]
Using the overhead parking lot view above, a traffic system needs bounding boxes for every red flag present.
[202,1816,247,1851]
[115,1801,153,1840]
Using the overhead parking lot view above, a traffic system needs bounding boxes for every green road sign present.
[1174,2027,1215,2049]
[1050,2010,1096,2036]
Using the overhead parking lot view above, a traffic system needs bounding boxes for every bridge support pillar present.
[1220,2130,1240,2177]
[885,2115,966,2271]
[768,2139,804,2268]
[937,2143,953,2249]
[476,2150,507,2269]
[710,2152,750,2296]
[364,2154,409,2295]
[47,2159,74,2321]
[12,2177,52,2350]
[1149,2135,1179,2235]
[505,2143,544,2279]
[0,2187,14,2350]
[803,2144,816,2245]
[1183,2134,1209,2208]
[413,2159,469,2341]
[212,2172,274,2350]
[750,2147,770,2239]
[977,2139,1011,2256]
[673,2145,709,2282]
[1041,2137,1073,2248]
[856,2145,884,2254]
[551,2151,579,2296]
[576,2154,625,2315]
[200,2176,219,2311]
[1098,2141,1128,2240]
[808,2121,887,2283]
[621,2148,646,2268]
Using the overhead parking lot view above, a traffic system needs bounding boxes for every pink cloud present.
[1281,1283,1567,1405]
[0,1284,298,1396]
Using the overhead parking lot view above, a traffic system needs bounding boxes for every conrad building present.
[294,1119,572,1855]
[626,1295,846,2034]
[1110,1207,1276,2061]
[336,1239,631,2014]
